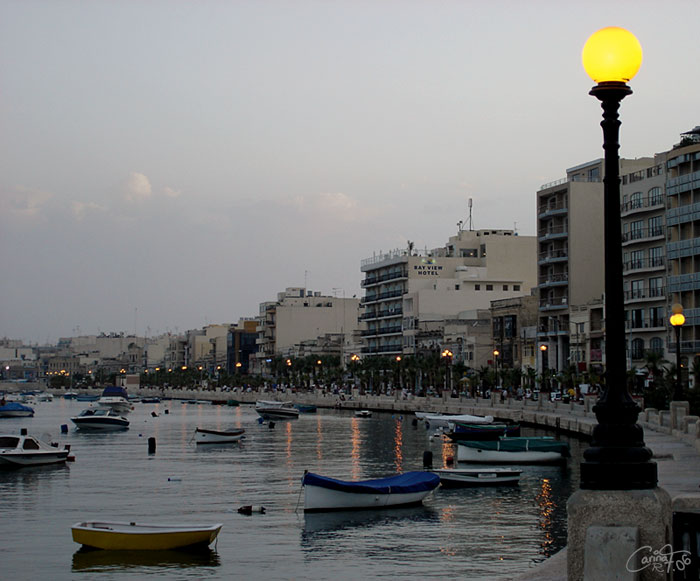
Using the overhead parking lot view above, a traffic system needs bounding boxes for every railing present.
[538,273,568,285]
[620,196,664,214]
[538,250,568,262]
[623,257,665,271]
[361,270,408,287]
[624,287,665,301]
[621,227,664,243]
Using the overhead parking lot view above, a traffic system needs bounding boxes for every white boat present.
[456,437,570,464]
[0,431,72,467]
[255,400,299,419]
[431,468,521,487]
[97,386,133,413]
[71,521,223,551]
[302,471,440,512]
[354,410,372,418]
[0,402,35,418]
[414,412,494,429]
[71,408,130,431]
[194,427,245,444]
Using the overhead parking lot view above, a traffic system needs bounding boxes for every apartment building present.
[253,287,361,374]
[666,127,700,362]
[621,153,668,366]
[537,157,653,374]
[360,228,537,360]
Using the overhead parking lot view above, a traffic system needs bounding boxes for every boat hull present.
[0,449,69,467]
[72,419,129,431]
[194,428,245,444]
[431,468,521,487]
[302,471,440,512]
[71,522,222,551]
[456,444,565,464]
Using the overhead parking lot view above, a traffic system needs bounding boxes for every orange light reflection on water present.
[536,477,556,556]
[393,419,403,473]
[350,417,361,480]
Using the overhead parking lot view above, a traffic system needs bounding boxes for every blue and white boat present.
[0,402,35,418]
[0,432,72,467]
[456,437,570,464]
[302,471,440,512]
[97,386,132,413]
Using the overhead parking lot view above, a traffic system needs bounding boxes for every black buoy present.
[151,411,158,418]
[268,421,275,429]
[411,418,418,427]
[20,428,27,436]
[423,450,433,469]
[164,409,169,415]
[60,424,68,433]
[148,437,156,454]
[238,505,266,515]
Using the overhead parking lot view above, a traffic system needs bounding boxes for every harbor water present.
[0,398,585,580]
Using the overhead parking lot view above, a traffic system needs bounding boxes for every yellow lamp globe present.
[582,26,642,83]
[670,313,686,327]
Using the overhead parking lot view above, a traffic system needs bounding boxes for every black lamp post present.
[670,304,685,401]
[579,27,656,490]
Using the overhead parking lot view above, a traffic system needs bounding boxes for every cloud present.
[288,192,379,223]
[162,186,182,198]
[123,172,153,202]
[71,201,107,221]
[0,186,53,219]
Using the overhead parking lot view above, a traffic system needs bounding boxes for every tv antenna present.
[467,198,474,231]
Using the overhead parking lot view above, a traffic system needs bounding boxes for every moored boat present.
[456,437,570,464]
[97,386,132,413]
[76,394,100,402]
[71,408,130,431]
[430,467,522,487]
[0,431,72,467]
[71,521,223,551]
[255,400,300,419]
[0,402,35,418]
[194,427,245,444]
[302,470,440,512]
[354,410,372,418]
[446,422,521,442]
[294,404,317,413]
[414,412,494,429]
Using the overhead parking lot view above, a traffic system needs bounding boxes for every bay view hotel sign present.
[412,257,445,276]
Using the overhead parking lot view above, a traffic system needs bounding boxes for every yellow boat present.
[71,521,222,551]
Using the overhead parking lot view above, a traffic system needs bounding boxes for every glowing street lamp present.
[579,26,655,490]
[441,349,453,394]
[670,304,685,400]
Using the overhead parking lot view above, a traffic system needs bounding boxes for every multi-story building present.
[666,126,700,364]
[537,157,653,374]
[253,287,361,374]
[227,319,258,374]
[621,153,668,366]
[360,228,537,359]
[490,292,539,370]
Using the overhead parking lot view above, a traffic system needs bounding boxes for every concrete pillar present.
[670,401,690,430]
[567,488,672,580]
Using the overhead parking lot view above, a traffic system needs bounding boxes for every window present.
[648,187,663,206]
[629,250,644,270]
[486,284,493,291]
[503,285,508,291]
[649,247,663,267]
[631,338,645,360]
[630,192,643,209]
[648,216,663,237]
[514,285,520,291]
[649,337,663,354]
[461,248,478,257]
[474,284,481,291]
[649,277,663,298]
[630,280,644,299]
[649,306,664,327]
[630,309,644,329]
[630,220,644,240]
[455,284,460,290]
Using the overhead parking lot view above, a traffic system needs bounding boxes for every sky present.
[1,0,699,345]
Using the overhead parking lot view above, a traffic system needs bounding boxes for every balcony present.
[539,296,568,311]
[622,256,665,274]
[624,286,665,303]
[361,289,404,304]
[538,272,568,287]
[620,197,665,217]
[537,202,568,219]
[538,249,568,265]
[538,225,568,241]
[361,270,408,287]
[621,227,664,246]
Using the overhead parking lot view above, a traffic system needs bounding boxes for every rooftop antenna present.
[468,198,474,231]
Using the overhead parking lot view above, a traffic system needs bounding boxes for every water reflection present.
[393,419,403,472]
[350,418,361,480]
[536,477,556,557]
[302,505,438,536]
[71,547,221,572]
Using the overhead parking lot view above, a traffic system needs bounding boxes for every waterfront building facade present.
[361,229,537,360]
[490,293,539,371]
[253,287,361,375]
[620,153,668,367]
[666,127,700,366]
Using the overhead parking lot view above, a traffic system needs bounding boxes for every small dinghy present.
[302,471,440,512]
[431,467,522,487]
[71,521,223,551]
[194,427,245,444]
